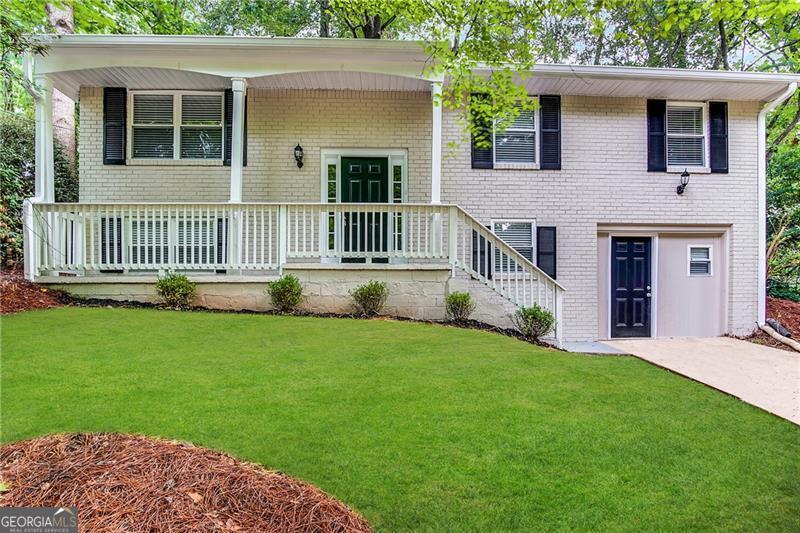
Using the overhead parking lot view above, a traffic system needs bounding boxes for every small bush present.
[768,278,800,303]
[350,280,389,317]
[155,273,196,309]
[512,304,555,343]
[446,291,475,322]
[267,274,304,313]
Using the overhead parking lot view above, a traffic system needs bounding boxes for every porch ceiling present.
[247,71,431,92]
[48,67,230,99]
[46,67,432,99]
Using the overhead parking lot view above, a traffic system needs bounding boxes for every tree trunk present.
[318,0,330,37]
[718,20,731,70]
[362,15,382,38]
[46,3,77,171]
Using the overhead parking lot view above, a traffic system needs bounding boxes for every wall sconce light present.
[677,169,690,195]
[294,144,304,168]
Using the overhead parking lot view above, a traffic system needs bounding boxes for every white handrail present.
[29,201,564,340]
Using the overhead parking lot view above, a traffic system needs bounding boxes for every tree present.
[198,0,315,36]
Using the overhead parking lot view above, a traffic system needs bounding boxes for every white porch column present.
[34,76,55,203]
[430,81,443,204]
[229,77,247,203]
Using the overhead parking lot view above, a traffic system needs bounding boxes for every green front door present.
[341,157,389,263]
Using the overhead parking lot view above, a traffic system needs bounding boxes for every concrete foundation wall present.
[45,266,454,321]
[45,267,533,327]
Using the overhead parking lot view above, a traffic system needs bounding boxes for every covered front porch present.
[22,35,563,340]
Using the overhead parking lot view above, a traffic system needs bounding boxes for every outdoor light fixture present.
[294,144,304,168]
[677,168,690,195]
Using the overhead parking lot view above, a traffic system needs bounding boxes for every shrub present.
[768,277,800,302]
[350,280,389,317]
[1,114,76,269]
[445,291,475,322]
[267,274,304,313]
[512,304,556,343]
[155,273,196,309]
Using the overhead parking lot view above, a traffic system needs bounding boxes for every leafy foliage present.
[767,145,800,297]
[198,0,315,36]
[445,291,475,322]
[267,274,304,313]
[155,273,197,309]
[512,304,556,343]
[350,280,389,317]
[0,114,76,268]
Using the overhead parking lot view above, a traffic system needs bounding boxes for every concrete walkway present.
[606,337,800,425]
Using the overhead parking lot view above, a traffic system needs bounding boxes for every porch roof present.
[31,34,799,102]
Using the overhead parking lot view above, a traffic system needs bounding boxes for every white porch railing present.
[25,201,564,339]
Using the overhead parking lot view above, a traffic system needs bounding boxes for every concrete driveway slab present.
[606,337,799,424]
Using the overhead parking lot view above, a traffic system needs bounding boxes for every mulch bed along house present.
[0,433,371,533]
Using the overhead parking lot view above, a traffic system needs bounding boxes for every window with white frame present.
[688,245,712,276]
[492,220,535,269]
[667,102,707,170]
[131,91,224,160]
[494,103,537,165]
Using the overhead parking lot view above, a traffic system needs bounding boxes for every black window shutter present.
[223,89,247,167]
[709,101,728,173]
[647,99,667,172]
[539,95,561,170]
[470,94,493,169]
[536,226,557,279]
[103,87,126,165]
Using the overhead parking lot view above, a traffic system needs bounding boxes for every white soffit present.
[49,67,229,99]
[513,65,799,101]
[35,35,798,102]
[248,71,430,91]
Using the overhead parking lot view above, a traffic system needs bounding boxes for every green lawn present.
[2,307,798,531]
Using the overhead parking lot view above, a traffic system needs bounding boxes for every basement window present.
[688,245,712,276]
[492,220,535,270]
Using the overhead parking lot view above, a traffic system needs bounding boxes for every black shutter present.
[539,95,561,170]
[709,101,728,173]
[647,99,667,172]
[103,87,126,165]
[470,94,493,169]
[536,226,557,279]
[223,89,247,167]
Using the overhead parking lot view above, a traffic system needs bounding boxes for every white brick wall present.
[441,96,760,341]
[78,88,431,203]
[78,88,760,341]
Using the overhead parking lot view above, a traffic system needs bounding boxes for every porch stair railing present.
[24,201,564,340]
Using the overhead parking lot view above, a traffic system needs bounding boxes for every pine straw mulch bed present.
[767,297,800,337]
[0,433,371,533]
[0,270,69,314]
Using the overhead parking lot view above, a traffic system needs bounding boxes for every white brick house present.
[23,35,798,344]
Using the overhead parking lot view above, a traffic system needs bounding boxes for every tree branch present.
[768,95,800,160]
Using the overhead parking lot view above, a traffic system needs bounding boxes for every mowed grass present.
[2,307,798,531]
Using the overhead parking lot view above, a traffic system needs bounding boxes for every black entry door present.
[611,237,652,338]
[341,157,389,263]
